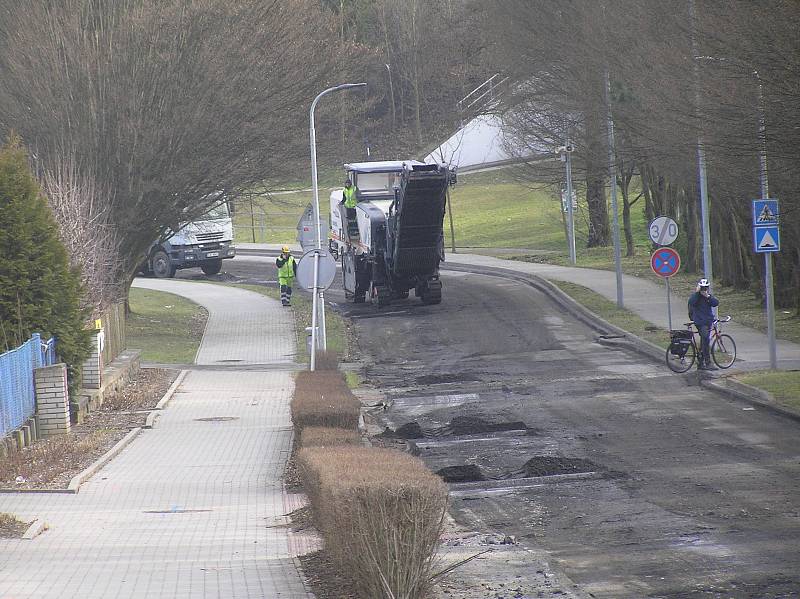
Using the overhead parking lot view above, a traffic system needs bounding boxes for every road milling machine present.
[329,160,452,306]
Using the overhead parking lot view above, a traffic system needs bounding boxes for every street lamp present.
[557,143,577,265]
[309,83,366,371]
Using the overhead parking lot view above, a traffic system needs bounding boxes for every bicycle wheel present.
[666,342,695,373]
[711,334,736,369]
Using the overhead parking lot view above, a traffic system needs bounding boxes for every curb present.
[701,377,800,422]
[156,370,188,410]
[442,262,795,417]
[22,519,47,540]
[67,427,142,493]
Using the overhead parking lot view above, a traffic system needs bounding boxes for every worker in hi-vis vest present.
[340,178,359,234]
[275,246,297,306]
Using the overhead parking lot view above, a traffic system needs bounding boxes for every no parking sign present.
[650,247,681,278]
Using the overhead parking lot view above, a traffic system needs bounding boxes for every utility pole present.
[605,70,624,308]
[689,0,713,286]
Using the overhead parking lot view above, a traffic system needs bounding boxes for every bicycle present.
[666,316,736,373]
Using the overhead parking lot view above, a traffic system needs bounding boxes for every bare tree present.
[0,0,340,288]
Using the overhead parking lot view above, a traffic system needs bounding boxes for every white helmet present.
[698,278,709,288]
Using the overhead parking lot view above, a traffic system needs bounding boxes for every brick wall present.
[82,329,103,389]
[34,363,70,436]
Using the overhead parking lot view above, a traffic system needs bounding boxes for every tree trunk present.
[583,100,609,247]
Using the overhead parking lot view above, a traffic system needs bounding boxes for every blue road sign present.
[754,225,780,253]
[752,199,779,226]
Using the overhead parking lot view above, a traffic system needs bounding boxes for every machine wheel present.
[151,250,175,279]
[200,259,222,275]
[373,285,391,307]
[420,280,442,305]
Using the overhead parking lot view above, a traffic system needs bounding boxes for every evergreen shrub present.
[0,137,91,386]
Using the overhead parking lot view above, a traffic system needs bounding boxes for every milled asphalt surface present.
[0,280,315,598]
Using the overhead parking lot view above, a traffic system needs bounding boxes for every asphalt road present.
[181,257,800,599]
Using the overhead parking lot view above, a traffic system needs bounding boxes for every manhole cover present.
[436,465,485,483]
[194,416,239,422]
[518,456,598,477]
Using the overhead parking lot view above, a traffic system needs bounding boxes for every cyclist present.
[688,278,719,370]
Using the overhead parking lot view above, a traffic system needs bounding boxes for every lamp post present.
[309,82,366,371]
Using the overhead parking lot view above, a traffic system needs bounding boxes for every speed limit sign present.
[648,216,678,246]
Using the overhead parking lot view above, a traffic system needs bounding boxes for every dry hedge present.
[300,426,361,448]
[298,446,448,599]
[291,370,360,436]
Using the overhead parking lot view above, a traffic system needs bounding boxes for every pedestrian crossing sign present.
[754,225,780,253]
[752,199,779,226]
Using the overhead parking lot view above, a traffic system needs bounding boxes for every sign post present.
[651,246,681,330]
[752,199,780,369]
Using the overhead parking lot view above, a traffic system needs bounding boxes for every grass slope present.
[126,288,208,364]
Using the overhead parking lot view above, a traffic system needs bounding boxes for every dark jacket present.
[688,291,719,326]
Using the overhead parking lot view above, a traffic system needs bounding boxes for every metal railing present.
[457,74,510,114]
[0,333,51,437]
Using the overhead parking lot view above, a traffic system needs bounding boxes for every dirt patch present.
[380,417,530,440]
[379,421,425,439]
[416,372,479,385]
[518,456,599,477]
[436,464,485,483]
[446,416,528,436]
[0,368,177,490]
[0,513,31,538]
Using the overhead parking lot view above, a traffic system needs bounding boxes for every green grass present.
[553,281,670,350]
[126,288,208,363]
[233,189,312,244]
[737,371,800,411]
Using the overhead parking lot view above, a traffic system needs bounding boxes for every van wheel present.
[151,250,175,278]
[201,260,222,275]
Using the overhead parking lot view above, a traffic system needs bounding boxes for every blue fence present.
[0,334,56,438]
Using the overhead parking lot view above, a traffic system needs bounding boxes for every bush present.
[300,426,361,448]
[290,370,360,436]
[0,137,90,386]
[298,446,448,599]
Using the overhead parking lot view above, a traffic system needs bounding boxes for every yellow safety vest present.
[277,255,296,283]
[343,186,358,208]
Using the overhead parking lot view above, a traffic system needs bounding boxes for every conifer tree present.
[0,136,90,386]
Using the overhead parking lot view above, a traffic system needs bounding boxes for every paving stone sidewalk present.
[0,280,313,599]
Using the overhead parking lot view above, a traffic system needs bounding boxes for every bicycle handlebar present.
[684,315,732,329]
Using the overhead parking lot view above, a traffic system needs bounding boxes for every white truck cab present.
[147,200,235,278]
